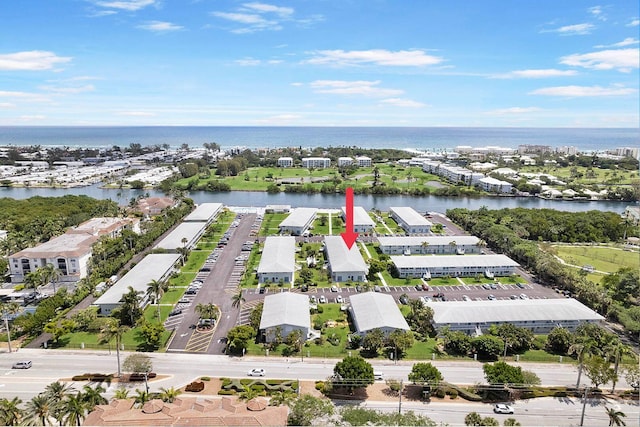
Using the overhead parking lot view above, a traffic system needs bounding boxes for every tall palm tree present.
[0,396,24,426]
[607,341,633,393]
[112,388,129,400]
[159,387,182,403]
[121,286,143,326]
[195,302,218,323]
[81,385,107,410]
[99,318,129,378]
[1,302,20,353]
[145,279,168,322]
[60,392,88,426]
[231,290,245,310]
[24,394,52,426]
[43,381,75,424]
[605,406,627,426]
[569,338,598,388]
[24,270,43,291]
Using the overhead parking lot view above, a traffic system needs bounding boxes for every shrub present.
[434,387,446,398]
[449,389,458,399]
[185,381,205,392]
[200,376,210,381]
[218,390,236,395]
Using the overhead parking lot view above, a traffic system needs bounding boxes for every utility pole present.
[398,380,403,414]
[579,386,588,426]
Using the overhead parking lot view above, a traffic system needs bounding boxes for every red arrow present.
[341,187,359,249]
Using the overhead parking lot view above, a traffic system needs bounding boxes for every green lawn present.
[260,213,288,236]
[313,214,331,235]
[160,287,186,304]
[380,271,421,287]
[554,245,639,274]
[459,275,526,285]
[169,272,196,288]
[181,250,211,272]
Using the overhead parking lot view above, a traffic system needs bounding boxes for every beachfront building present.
[324,236,368,282]
[154,222,208,251]
[183,202,223,225]
[421,162,485,186]
[93,253,180,316]
[424,299,604,335]
[135,197,176,217]
[257,236,295,284]
[391,254,519,279]
[341,206,375,233]
[355,156,372,167]
[477,176,513,194]
[9,233,98,283]
[301,157,331,169]
[259,292,310,343]
[277,157,294,168]
[378,235,482,255]
[68,217,141,238]
[278,207,317,236]
[349,292,410,337]
[337,157,353,167]
[389,207,432,234]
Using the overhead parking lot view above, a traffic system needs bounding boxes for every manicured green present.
[554,245,639,273]
[259,213,288,236]
[181,250,211,273]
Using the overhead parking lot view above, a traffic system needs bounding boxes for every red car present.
[422,284,429,291]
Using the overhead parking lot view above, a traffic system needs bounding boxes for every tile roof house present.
[83,397,289,426]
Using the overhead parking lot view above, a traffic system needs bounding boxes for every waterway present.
[0,184,630,214]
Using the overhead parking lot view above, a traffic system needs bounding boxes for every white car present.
[462,295,471,301]
[493,404,514,414]
[319,295,327,304]
[247,368,265,377]
[336,295,343,303]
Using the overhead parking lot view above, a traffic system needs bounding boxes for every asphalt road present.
[2,348,638,426]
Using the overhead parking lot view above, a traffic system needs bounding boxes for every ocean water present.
[0,126,637,152]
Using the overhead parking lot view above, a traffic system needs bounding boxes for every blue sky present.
[0,0,638,127]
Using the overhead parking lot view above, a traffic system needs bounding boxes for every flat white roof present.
[184,203,223,222]
[279,207,317,228]
[93,253,180,306]
[11,233,97,258]
[426,299,604,325]
[260,292,310,330]
[154,222,207,250]
[257,236,296,275]
[350,292,410,333]
[341,206,375,227]
[391,254,519,269]
[378,235,480,247]
[324,236,368,273]
[390,207,432,227]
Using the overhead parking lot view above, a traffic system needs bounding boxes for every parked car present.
[462,295,471,301]
[356,285,363,292]
[493,404,514,414]
[422,283,429,291]
[330,286,338,292]
[374,285,381,292]
[516,283,525,289]
[490,283,498,289]
[336,295,343,303]
[309,295,317,304]
[399,295,409,304]
[488,294,496,300]
[168,309,182,317]
[519,294,529,300]
[12,361,32,369]
[415,284,423,291]
[482,284,491,290]
[247,368,265,377]
[259,287,266,294]
[509,295,518,300]
[319,295,327,303]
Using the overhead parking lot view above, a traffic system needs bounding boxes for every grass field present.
[553,245,639,273]
[259,213,287,236]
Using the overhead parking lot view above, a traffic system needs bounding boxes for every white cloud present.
[627,19,639,27]
[306,49,443,67]
[310,80,403,97]
[40,84,96,94]
[241,2,293,18]
[235,58,262,66]
[588,6,606,21]
[530,85,636,97]
[212,2,319,34]
[378,98,426,108]
[0,102,15,108]
[486,107,542,114]
[93,0,156,11]
[493,69,577,79]
[138,21,183,32]
[0,90,51,102]
[560,48,639,72]
[543,23,595,35]
[0,51,72,71]
[595,38,639,48]
[212,12,280,33]
[116,111,156,116]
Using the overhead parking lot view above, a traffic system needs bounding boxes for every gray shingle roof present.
[324,236,368,273]
[259,292,310,330]
[257,236,295,274]
[349,292,410,333]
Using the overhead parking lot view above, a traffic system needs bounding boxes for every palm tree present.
[195,302,218,326]
[605,406,627,426]
[133,389,150,408]
[120,286,143,326]
[44,381,75,423]
[24,394,52,426]
[1,302,20,353]
[112,388,129,400]
[40,263,62,294]
[99,318,129,378]
[238,387,261,402]
[569,338,598,388]
[24,270,44,290]
[420,241,429,254]
[607,341,633,393]
[231,290,245,310]
[0,397,24,425]
[81,384,107,410]
[159,387,182,403]
[145,279,168,322]
[60,392,88,426]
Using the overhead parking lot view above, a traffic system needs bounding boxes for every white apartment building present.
[301,157,331,169]
[277,157,294,168]
[478,176,513,194]
[341,206,375,233]
[355,156,372,167]
[337,157,353,167]
[389,207,432,234]
[279,207,317,236]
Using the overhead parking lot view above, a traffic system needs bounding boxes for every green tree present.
[159,387,182,403]
[504,418,521,426]
[465,412,483,426]
[287,395,334,426]
[60,392,88,426]
[607,342,634,393]
[24,394,52,426]
[145,279,168,322]
[226,325,256,355]
[118,286,143,326]
[569,338,599,388]
[362,329,385,356]
[605,406,627,426]
[408,362,443,385]
[473,335,504,360]
[136,320,165,351]
[333,356,374,392]
[231,290,245,310]
[81,384,107,409]
[488,323,533,354]
[340,406,436,426]
[386,329,414,359]
[583,355,616,389]
[0,302,20,353]
[249,302,263,329]
[0,397,23,426]
[483,361,525,385]
[99,318,129,377]
[545,326,573,354]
